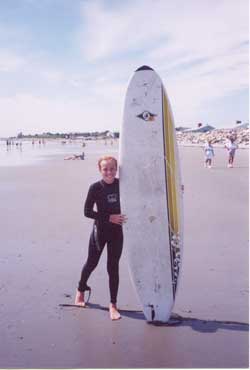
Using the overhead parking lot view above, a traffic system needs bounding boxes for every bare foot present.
[109,304,121,320]
[75,290,86,307]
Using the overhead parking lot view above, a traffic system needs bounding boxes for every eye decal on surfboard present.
[137,111,157,122]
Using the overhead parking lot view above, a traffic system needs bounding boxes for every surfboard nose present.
[135,65,154,72]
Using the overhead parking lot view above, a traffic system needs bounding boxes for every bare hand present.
[109,214,127,225]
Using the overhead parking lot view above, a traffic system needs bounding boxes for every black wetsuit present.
[78,178,123,304]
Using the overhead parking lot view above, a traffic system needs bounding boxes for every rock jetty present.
[176,127,249,147]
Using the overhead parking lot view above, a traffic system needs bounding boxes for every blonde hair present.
[98,156,117,171]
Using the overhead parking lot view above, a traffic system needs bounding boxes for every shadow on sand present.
[150,313,249,333]
[209,166,249,170]
[59,303,249,333]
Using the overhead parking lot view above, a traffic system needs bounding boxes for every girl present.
[225,137,238,168]
[75,156,127,320]
[204,140,215,168]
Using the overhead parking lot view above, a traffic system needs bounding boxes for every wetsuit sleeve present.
[84,185,110,222]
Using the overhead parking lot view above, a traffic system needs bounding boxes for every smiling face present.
[99,158,117,184]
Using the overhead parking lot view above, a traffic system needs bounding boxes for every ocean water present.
[0,139,119,167]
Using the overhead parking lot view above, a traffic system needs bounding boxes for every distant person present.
[75,156,127,320]
[203,140,214,168]
[6,139,11,150]
[225,137,238,168]
[64,152,85,160]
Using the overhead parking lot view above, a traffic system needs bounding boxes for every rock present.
[176,127,249,146]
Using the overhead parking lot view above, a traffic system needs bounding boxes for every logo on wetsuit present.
[107,194,118,203]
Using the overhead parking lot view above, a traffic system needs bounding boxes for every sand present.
[0,142,249,368]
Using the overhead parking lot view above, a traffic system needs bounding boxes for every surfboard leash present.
[59,286,91,308]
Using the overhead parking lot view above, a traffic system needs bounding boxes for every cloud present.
[0,50,26,72]
[79,0,248,62]
[0,0,248,136]
[77,0,248,126]
[0,92,123,137]
[80,0,168,61]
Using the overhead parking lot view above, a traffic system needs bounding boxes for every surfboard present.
[119,65,183,323]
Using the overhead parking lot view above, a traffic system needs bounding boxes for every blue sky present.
[0,0,248,137]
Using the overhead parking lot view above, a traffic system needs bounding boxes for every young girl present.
[203,140,214,168]
[75,156,127,320]
[225,137,238,168]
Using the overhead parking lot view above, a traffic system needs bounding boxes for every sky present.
[0,0,249,137]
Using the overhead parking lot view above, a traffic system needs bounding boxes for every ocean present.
[0,139,118,167]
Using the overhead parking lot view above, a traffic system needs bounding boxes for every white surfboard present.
[119,66,183,323]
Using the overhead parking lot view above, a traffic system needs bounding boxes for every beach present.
[0,140,249,368]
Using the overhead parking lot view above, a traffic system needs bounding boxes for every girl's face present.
[99,159,117,184]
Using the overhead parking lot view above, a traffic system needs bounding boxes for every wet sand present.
[0,143,249,368]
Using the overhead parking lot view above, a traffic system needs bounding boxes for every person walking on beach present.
[225,137,238,168]
[203,140,214,168]
[75,156,127,320]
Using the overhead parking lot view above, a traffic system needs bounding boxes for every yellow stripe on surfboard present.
[163,90,180,235]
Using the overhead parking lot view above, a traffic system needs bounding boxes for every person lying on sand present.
[64,152,85,160]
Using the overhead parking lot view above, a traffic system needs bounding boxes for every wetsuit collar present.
[101,178,116,186]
